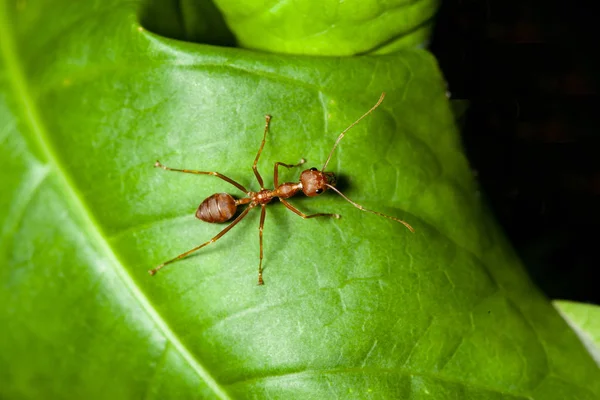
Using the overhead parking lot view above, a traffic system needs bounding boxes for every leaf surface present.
[212,0,439,54]
[1,1,599,399]
[555,301,600,367]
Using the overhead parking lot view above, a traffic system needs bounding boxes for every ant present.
[149,92,414,285]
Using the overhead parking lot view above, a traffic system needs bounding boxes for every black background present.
[430,0,599,304]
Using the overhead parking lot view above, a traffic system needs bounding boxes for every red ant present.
[149,93,414,285]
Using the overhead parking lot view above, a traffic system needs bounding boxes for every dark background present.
[430,0,599,304]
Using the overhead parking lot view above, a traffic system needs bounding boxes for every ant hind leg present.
[154,160,249,194]
[149,206,254,276]
[258,205,267,285]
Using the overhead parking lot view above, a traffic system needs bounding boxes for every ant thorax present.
[300,168,337,197]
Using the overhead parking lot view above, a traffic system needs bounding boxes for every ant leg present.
[280,199,341,219]
[154,160,248,194]
[252,115,271,189]
[274,158,306,186]
[149,205,254,276]
[258,204,267,285]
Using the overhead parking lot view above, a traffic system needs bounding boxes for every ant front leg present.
[280,199,341,219]
[154,160,249,194]
[274,159,306,186]
[252,115,271,189]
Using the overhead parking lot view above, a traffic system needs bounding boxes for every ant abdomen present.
[196,193,237,223]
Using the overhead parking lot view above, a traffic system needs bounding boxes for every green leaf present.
[213,0,439,55]
[555,301,600,366]
[1,1,599,399]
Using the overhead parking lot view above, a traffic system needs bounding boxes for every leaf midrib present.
[229,367,535,400]
[0,4,231,399]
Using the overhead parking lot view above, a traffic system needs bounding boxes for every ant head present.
[300,167,336,197]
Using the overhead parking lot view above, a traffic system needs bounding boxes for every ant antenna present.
[325,184,415,232]
[321,92,386,171]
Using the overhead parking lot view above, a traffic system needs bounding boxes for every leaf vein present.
[0,5,231,398]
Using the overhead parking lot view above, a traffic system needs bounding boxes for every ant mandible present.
[149,92,414,285]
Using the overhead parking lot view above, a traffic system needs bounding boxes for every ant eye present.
[310,167,318,171]
[315,189,323,194]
